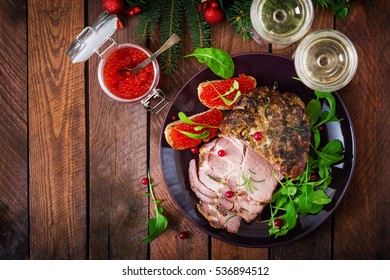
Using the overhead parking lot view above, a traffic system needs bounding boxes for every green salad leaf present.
[143,170,168,243]
[182,47,234,79]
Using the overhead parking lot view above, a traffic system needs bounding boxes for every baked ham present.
[219,86,311,179]
[189,135,282,233]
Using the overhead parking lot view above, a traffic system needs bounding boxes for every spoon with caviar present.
[119,34,181,75]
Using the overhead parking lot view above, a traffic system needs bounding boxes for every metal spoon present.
[119,34,181,75]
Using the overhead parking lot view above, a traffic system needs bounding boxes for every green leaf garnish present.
[208,80,241,106]
[142,170,168,243]
[182,47,234,79]
[237,170,264,194]
[178,112,196,125]
[176,129,210,139]
[263,97,271,119]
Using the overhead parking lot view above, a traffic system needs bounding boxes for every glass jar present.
[66,11,168,114]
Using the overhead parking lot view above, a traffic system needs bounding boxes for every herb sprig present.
[175,112,218,140]
[142,170,168,243]
[237,170,265,194]
[268,91,344,237]
[208,80,241,106]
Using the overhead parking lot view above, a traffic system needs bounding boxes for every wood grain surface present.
[0,0,389,260]
[0,0,28,259]
[28,0,86,259]
[87,6,148,259]
[334,1,390,259]
[148,24,209,260]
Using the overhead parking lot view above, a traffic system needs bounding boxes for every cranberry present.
[190,147,199,154]
[225,191,234,198]
[310,173,320,181]
[141,178,148,185]
[318,125,324,132]
[217,150,225,157]
[129,9,136,16]
[274,218,283,227]
[133,6,141,14]
[254,132,263,141]
[178,231,188,239]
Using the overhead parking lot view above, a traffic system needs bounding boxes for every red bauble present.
[102,0,124,15]
[203,7,224,24]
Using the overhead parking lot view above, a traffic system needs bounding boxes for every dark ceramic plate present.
[159,53,355,247]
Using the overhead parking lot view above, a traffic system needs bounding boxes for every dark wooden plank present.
[87,7,148,259]
[0,0,28,259]
[212,239,268,260]
[270,8,334,260]
[28,0,86,259]
[149,23,209,260]
[334,1,390,259]
[210,22,270,260]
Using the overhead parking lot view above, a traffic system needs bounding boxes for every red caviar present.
[103,47,155,100]
[169,110,223,150]
[199,74,256,109]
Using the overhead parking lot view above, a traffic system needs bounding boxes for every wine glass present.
[250,0,314,49]
[294,29,358,92]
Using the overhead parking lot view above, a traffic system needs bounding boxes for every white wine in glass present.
[294,29,358,92]
[250,0,314,48]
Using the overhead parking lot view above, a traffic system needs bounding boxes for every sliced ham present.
[188,135,281,233]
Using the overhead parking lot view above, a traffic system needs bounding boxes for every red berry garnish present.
[129,9,136,16]
[178,231,188,239]
[318,125,324,132]
[254,132,263,141]
[190,147,199,154]
[133,6,141,14]
[217,150,225,157]
[141,178,148,185]
[274,218,283,227]
[225,191,234,198]
[310,173,320,181]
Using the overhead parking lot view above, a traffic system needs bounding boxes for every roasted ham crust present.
[219,86,311,179]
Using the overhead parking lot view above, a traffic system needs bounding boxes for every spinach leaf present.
[306,98,322,126]
[142,171,168,242]
[322,139,344,155]
[298,184,313,210]
[314,91,336,127]
[182,47,234,79]
[312,190,332,205]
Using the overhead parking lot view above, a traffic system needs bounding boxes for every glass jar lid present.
[66,11,119,63]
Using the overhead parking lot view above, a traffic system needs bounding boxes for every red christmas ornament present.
[102,0,124,14]
[102,0,133,16]
[198,0,224,25]
[203,7,224,24]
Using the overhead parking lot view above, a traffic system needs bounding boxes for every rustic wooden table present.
[0,0,389,260]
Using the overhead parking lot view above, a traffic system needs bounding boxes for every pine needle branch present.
[224,0,253,41]
[184,0,211,49]
[136,1,162,45]
[159,0,183,74]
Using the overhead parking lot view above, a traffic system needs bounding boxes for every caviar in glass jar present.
[103,47,155,100]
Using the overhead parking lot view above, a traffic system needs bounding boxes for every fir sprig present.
[159,0,183,74]
[136,1,162,45]
[184,0,211,49]
[223,0,253,41]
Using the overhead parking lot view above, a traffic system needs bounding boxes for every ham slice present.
[188,135,282,233]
